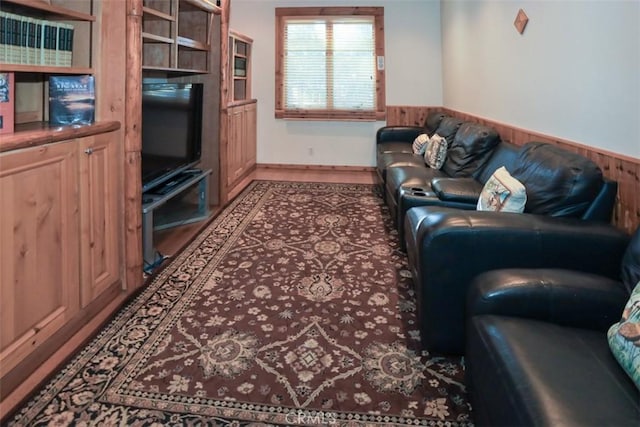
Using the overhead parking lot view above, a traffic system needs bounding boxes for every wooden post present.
[125,0,144,289]
[219,0,231,204]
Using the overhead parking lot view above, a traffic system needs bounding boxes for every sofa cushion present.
[511,142,604,218]
[412,133,430,155]
[424,111,447,136]
[474,141,521,185]
[432,116,464,147]
[608,280,640,390]
[424,134,447,169]
[477,166,527,213]
[376,152,425,181]
[467,315,640,426]
[441,122,501,178]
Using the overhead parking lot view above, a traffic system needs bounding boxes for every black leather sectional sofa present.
[377,112,617,250]
[376,111,640,426]
[377,111,619,354]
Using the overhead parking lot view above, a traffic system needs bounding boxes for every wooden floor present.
[153,167,378,262]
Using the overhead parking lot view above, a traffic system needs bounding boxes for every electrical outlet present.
[308,147,314,156]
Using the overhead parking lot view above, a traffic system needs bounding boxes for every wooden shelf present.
[182,0,222,14]
[142,0,214,74]
[177,36,209,51]
[143,32,175,44]
[229,31,252,102]
[142,6,175,21]
[0,64,93,74]
[1,0,97,132]
[0,121,121,153]
[142,65,209,75]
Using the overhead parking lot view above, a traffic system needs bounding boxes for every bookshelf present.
[0,0,95,128]
[229,30,251,102]
[142,0,221,74]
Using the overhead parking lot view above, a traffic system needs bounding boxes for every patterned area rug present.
[8,181,472,426]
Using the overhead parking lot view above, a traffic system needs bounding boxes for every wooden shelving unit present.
[142,0,221,74]
[229,30,252,102]
[0,0,97,126]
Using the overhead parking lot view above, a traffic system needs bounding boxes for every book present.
[0,12,73,66]
[49,75,95,126]
[0,72,15,134]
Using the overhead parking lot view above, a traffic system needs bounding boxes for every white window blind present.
[283,17,376,112]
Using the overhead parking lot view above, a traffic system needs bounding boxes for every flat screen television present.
[141,82,204,193]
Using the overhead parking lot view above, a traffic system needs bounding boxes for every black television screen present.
[141,82,204,192]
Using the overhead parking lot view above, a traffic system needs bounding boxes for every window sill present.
[275,110,385,121]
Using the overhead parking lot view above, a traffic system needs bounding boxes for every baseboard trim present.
[257,163,375,172]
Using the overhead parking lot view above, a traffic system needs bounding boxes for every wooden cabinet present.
[0,141,80,379]
[229,30,252,102]
[224,100,256,188]
[78,134,121,308]
[142,0,221,74]
[0,130,122,390]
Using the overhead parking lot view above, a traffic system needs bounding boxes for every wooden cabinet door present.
[243,102,257,170]
[78,134,121,308]
[227,105,245,186]
[0,142,80,376]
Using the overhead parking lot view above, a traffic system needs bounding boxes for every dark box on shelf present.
[49,75,95,125]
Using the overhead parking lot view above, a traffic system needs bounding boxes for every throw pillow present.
[608,280,640,391]
[424,134,447,169]
[412,133,430,155]
[477,166,527,212]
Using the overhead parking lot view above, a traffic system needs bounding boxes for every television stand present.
[141,168,212,272]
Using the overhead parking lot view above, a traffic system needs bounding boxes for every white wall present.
[441,0,640,158]
[230,0,443,166]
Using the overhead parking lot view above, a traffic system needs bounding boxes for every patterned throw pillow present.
[608,280,640,390]
[424,134,447,169]
[477,166,527,212]
[412,133,430,155]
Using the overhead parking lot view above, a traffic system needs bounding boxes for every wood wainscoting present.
[386,106,640,234]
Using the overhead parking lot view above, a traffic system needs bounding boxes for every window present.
[275,7,385,121]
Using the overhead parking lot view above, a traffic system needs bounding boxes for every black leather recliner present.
[404,141,620,354]
[465,227,640,426]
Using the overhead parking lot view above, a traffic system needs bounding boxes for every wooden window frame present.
[275,7,386,121]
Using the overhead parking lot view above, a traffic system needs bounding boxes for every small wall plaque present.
[514,9,529,34]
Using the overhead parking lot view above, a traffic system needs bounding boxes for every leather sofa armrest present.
[431,177,483,204]
[404,206,630,353]
[407,207,630,279]
[466,268,628,332]
[376,126,426,144]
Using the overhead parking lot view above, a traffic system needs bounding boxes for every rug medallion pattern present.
[8,181,472,426]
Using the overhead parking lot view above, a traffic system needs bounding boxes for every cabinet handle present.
[84,148,94,155]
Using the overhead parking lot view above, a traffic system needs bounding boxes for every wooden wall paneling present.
[386,106,640,234]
